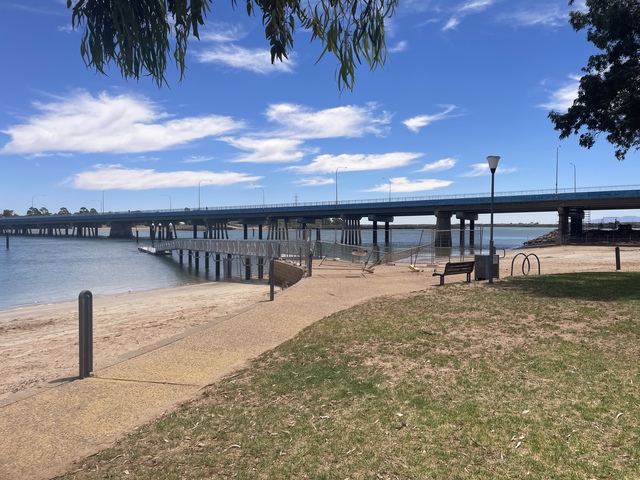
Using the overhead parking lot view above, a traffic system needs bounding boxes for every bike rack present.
[510,252,540,276]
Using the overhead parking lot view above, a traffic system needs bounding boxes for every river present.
[0,226,552,310]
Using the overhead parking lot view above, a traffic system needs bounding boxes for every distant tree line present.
[1,207,100,217]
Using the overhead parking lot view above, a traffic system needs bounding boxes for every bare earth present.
[1,245,640,407]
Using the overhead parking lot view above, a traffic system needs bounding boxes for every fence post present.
[615,246,621,271]
[78,290,93,379]
[269,258,275,301]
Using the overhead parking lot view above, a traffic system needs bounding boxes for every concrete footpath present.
[0,263,436,480]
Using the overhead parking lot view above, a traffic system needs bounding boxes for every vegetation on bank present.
[60,273,640,479]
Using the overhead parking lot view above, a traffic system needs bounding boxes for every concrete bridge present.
[2,185,640,246]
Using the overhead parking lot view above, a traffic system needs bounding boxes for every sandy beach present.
[2,245,640,407]
[0,282,271,405]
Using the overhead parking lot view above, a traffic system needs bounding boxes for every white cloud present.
[0,91,244,155]
[444,0,496,31]
[265,103,391,139]
[463,162,517,177]
[389,41,408,53]
[199,24,247,43]
[194,45,295,74]
[417,158,457,172]
[366,177,452,193]
[295,177,335,187]
[288,152,424,175]
[66,165,262,190]
[181,155,216,164]
[403,105,458,132]
[224,136,309,163]
[539,75,580,111]
[500,5,567,28]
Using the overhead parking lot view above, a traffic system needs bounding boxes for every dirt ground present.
[1,245,639,407]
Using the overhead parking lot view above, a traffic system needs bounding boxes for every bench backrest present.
[443,261,475,274]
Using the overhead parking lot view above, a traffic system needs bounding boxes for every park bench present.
[432,261,475,285]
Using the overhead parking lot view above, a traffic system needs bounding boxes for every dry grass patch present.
[60,273,640,479]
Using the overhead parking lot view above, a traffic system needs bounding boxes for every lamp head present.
[486,155,500,173]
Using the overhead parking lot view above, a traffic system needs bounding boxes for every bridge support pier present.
[107,221,133,239]
[456,212,479,249]
[557,207,584,244]
[341,215,363,245]
[368,215,394,246]
[267,218,289,240]
[435,211,453,247]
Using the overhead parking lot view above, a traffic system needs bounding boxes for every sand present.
[0,282,271,405]
[1,245,640,407]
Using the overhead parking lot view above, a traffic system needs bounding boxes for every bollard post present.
[615,246,621,271]
[78,290,93,379]
[269,258,275,301]
[308,251,313,277]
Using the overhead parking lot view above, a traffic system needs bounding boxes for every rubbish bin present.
[474,254,499,281]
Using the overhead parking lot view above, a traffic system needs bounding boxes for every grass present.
[60,272,640,479]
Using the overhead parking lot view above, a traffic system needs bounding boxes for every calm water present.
[0,226,551,311]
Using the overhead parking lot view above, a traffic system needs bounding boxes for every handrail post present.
[78,290,93,379]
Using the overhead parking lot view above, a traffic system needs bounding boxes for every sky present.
[1,0,639,225]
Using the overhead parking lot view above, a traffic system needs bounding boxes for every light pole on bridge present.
[161,194,172,210]
[570,163,576,193]
[335,166,347,204]
[31,194,45,209]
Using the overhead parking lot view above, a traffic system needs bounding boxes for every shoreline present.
[0,281,271,405]
[3,245,640,407]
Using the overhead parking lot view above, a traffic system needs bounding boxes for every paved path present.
[0,263,442,480]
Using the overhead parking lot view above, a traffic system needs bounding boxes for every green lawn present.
[61,273,640,479]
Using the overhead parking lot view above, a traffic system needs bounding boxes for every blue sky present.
[1,0,639,224]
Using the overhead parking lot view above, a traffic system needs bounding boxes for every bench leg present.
[466,272,471,283]
[440,275,445,286]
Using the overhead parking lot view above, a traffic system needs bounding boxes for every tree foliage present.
[67,0,398,91]
[549,0,640,160]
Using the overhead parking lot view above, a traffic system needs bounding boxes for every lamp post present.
[383,178,392,201]
[555,145,560,195]
[487,155,500,284]
[335,166,347,204]
[570,163,576,193]
[161,194,172,210]
[31,194,45,209]
[198,179,213,210]
[102,189,107,214]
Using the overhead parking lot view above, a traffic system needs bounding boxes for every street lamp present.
[383,178,392,201]
[335,166,347,204]
[487,155,500,284]
[198,179,214,210]
[555,145,560,195]
[570,163,576,193]
[161,194,172,210]
[102,189,107,214]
